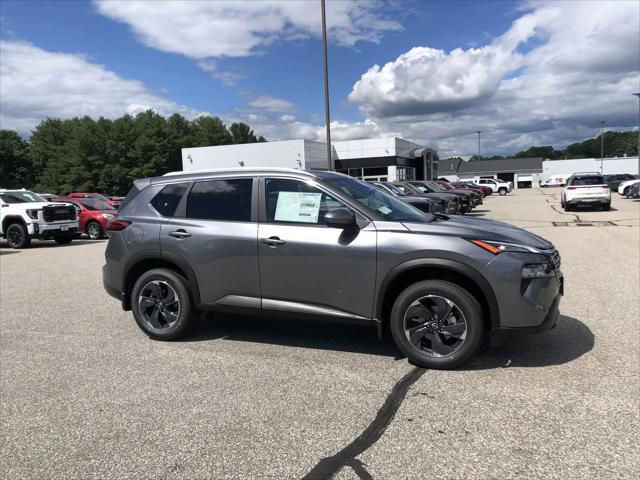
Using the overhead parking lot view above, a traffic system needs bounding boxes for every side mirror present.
[324,208,357,229]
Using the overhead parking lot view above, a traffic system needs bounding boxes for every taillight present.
[107,219,131,231]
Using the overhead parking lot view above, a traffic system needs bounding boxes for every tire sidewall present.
[390,280,483,369]
[131,268,194,340]
[498,188,507,196]
[6,223,30,249]
[87,221,102,240]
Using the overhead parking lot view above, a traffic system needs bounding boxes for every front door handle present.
[169,229,191,239]
[261,236,286,247]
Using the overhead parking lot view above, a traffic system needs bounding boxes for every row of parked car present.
[370,178,513,215]
[0,189,123,248]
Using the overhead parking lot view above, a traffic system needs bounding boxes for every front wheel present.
[498,187,507,196]
[6,223,31,249]
[390,280,484,370]
[86,221,103,240]
[131,268,196,340]
[602,203,610,211]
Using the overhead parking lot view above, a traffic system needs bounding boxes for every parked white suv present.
[0,189,79,248]
[618,179,640,197]
[473,178,512,196]
[561,173,610,211]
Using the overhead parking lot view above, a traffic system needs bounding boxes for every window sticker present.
[274,191,322,223]
[378,206,393,215]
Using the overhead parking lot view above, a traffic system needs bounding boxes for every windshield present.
[325,177,429,223]
[381,183,406,196]
[79,199,116,211]
[0,191,45,203]
[426,181,447,192]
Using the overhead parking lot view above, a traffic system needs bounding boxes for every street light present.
[320,0,332,170]
[599,120,606,174]
[476,131,481,160]
[633,93,640,175]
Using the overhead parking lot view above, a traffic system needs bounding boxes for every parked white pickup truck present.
[472,178,513,196]
[0,189,79,248]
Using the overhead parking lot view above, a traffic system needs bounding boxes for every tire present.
[86,221,103,240]
[602,203,610,211]
[5,223,31,249]
[131,268,196,341]
[623,187,630,197]
[498,187,507,196]
[564,204,572,212]
[389,280,484,370]
[54,235,74,244]
[560,198,565,208]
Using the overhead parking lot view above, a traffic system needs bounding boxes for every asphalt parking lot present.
[1,189,639,480]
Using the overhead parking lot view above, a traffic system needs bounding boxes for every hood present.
[403,215,552,249]
[4,201,73,208]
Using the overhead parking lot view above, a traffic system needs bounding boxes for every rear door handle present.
[169,229,191,239]
[261,236,286,247]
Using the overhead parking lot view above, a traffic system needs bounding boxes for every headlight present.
[102,214,115,220]
[26,209,40,219]
[470,239,541,254]
[521,263,554,278]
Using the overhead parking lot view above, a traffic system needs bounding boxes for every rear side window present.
[186,179,252,221]
[151,183,188,217]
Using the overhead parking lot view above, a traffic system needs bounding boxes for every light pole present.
[476,131,481,160]
[599,120,606,173]
[320,0,332,170]
[633,93,640,175]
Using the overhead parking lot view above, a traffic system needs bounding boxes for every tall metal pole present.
[599,120,605,173]
[633,93,640,175]
[321,0,332,170]
[476,131,481,160]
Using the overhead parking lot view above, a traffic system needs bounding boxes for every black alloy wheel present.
[131,268,195,340]
[6,223,30,249]
[390,280,483,369]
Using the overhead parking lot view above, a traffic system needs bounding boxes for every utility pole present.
[321,0,332,170]
[633,93,640,175]
[599,120,606,174]
[476,131,481,160]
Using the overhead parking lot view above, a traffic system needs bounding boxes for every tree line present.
[453,130,638,162]
[0,111,265,195]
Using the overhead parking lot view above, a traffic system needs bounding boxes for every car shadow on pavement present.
[465,315,594,370]
[0,239,106,249]
[186,314,593,368]
[0,249,22,255]
[186,313,402,358]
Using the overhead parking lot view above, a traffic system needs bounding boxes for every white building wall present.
[182,140,319,171]
[332,138,397,160]
[542,157,639,179]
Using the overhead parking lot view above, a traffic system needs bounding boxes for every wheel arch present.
[376,259,500,331]
[122,252,201,311]
[2,215,27,233]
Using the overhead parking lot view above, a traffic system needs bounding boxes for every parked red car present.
[450,181,492,197]
[434,180,483,205]
[53,197,117,239]
[67,192,123,209]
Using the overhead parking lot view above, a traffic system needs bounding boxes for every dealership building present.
[182,137,439,182]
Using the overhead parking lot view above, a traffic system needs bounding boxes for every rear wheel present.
[5,223,30,249]
[86,221,103,240]
[390,280,483,370]
[131,268,196,340]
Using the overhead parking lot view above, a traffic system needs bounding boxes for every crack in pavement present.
[302,367,426,480]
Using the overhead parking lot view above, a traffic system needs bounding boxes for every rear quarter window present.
[150,183,188,217]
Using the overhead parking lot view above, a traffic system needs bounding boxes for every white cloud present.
[94,0,402,59]
[0,40,202,133]
[248,95,296,113]
[348,1,640,156]
[197,60,246,86]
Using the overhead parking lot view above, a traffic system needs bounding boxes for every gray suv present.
[103,168,563,369]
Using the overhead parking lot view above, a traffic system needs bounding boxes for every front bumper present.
[29,222,79,236]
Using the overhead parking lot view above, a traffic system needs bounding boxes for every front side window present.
[151,183,188,217]
[265,178,347,225]
[325,176,428,223]
[186,179,252,221]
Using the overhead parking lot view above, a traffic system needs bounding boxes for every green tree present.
[229,122,258,144]
[192,116,232,146]
[0,130,33,188]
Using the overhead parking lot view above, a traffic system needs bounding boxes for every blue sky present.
[1,0,638,156]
